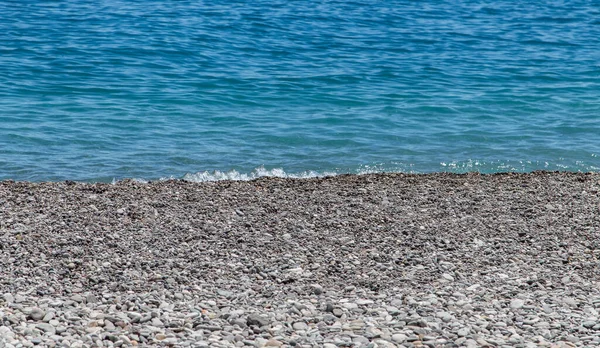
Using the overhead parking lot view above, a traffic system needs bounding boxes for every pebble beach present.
[1,171,600,347]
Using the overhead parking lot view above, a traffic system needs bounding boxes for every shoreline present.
[3,169,599,185]
[1,171,600,347]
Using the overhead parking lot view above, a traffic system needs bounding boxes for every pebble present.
[292,321,308,331]
[510,299,525,309]
[265,339,283,346]
[311,284,324,295]
[247,314,270,327]
[36,323,56,335]
[392,333,407,343]
[457,327,470,337]
[0,173,599,347]
[27,307,45,321]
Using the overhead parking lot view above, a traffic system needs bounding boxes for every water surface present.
[1,0,599,181]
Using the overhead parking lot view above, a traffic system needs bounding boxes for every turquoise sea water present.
[1,0,599,182]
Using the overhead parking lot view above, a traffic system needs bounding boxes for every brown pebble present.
[265,339,283,347]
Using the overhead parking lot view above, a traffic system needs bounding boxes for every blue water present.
[1,0,599,182]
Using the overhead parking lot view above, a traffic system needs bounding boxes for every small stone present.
[564,297,578,307]
[583,320,597,328]
[292,321,308,331]
[476,338,490,346]
[36,323,56,335]
[407,320,428,328]
[265,339,283,347]
[442,273,454,281]
[14,294,25,303]
[510,299,525,309]
[0,327,13,337]
[353,336,370,345]
[119,336,132,345]
[29,308,46,321]
[71,294,84,303]
[310,284,323,295]
[436,311,454,322]
[373,339,396,348]
[86,327,102,334]
[392,333,407,343]
[3,293,14,303]
[464,339,478,348]
[466,284,480,291]
[457,327,470,337]
[128,312,142,323]
[86,294,98,304]
[246,314,270,327]
[508,334,522,344]
[343,302,358,310]
[333,308,343,317]
[42,312,55,322]
[155,333,166,341]
[104,320,116,330]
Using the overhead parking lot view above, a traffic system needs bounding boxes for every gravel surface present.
[1,172,600,347]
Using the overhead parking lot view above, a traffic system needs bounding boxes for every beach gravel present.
[1,172,600,347]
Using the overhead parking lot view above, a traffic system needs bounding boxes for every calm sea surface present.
[1,0,599,182]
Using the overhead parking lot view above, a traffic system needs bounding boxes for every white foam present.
[157,160,598,183]
[181,165,339,182]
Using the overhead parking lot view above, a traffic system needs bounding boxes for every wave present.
[180,166,339,182]
[172,160,599,183]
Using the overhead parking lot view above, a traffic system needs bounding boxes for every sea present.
[1,0,599,182]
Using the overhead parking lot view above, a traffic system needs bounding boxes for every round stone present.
[510,299,525,309]
[29,307,45,321]
[392,333,407,343]
[310,284,323,295]
[292,322,308,331]
[36,323,56,335]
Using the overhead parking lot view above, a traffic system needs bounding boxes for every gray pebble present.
[292,321,308,331]
[29,307,45,321]
[311,284,324,295]
[36,323,56,335]
[392,333,407,343]
[246,314,270,327]
[510,299,524,309]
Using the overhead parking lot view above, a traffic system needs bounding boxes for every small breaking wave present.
[176,159,599,183]
[181,166,339,182]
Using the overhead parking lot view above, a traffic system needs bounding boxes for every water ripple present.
[0,0,599,181]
